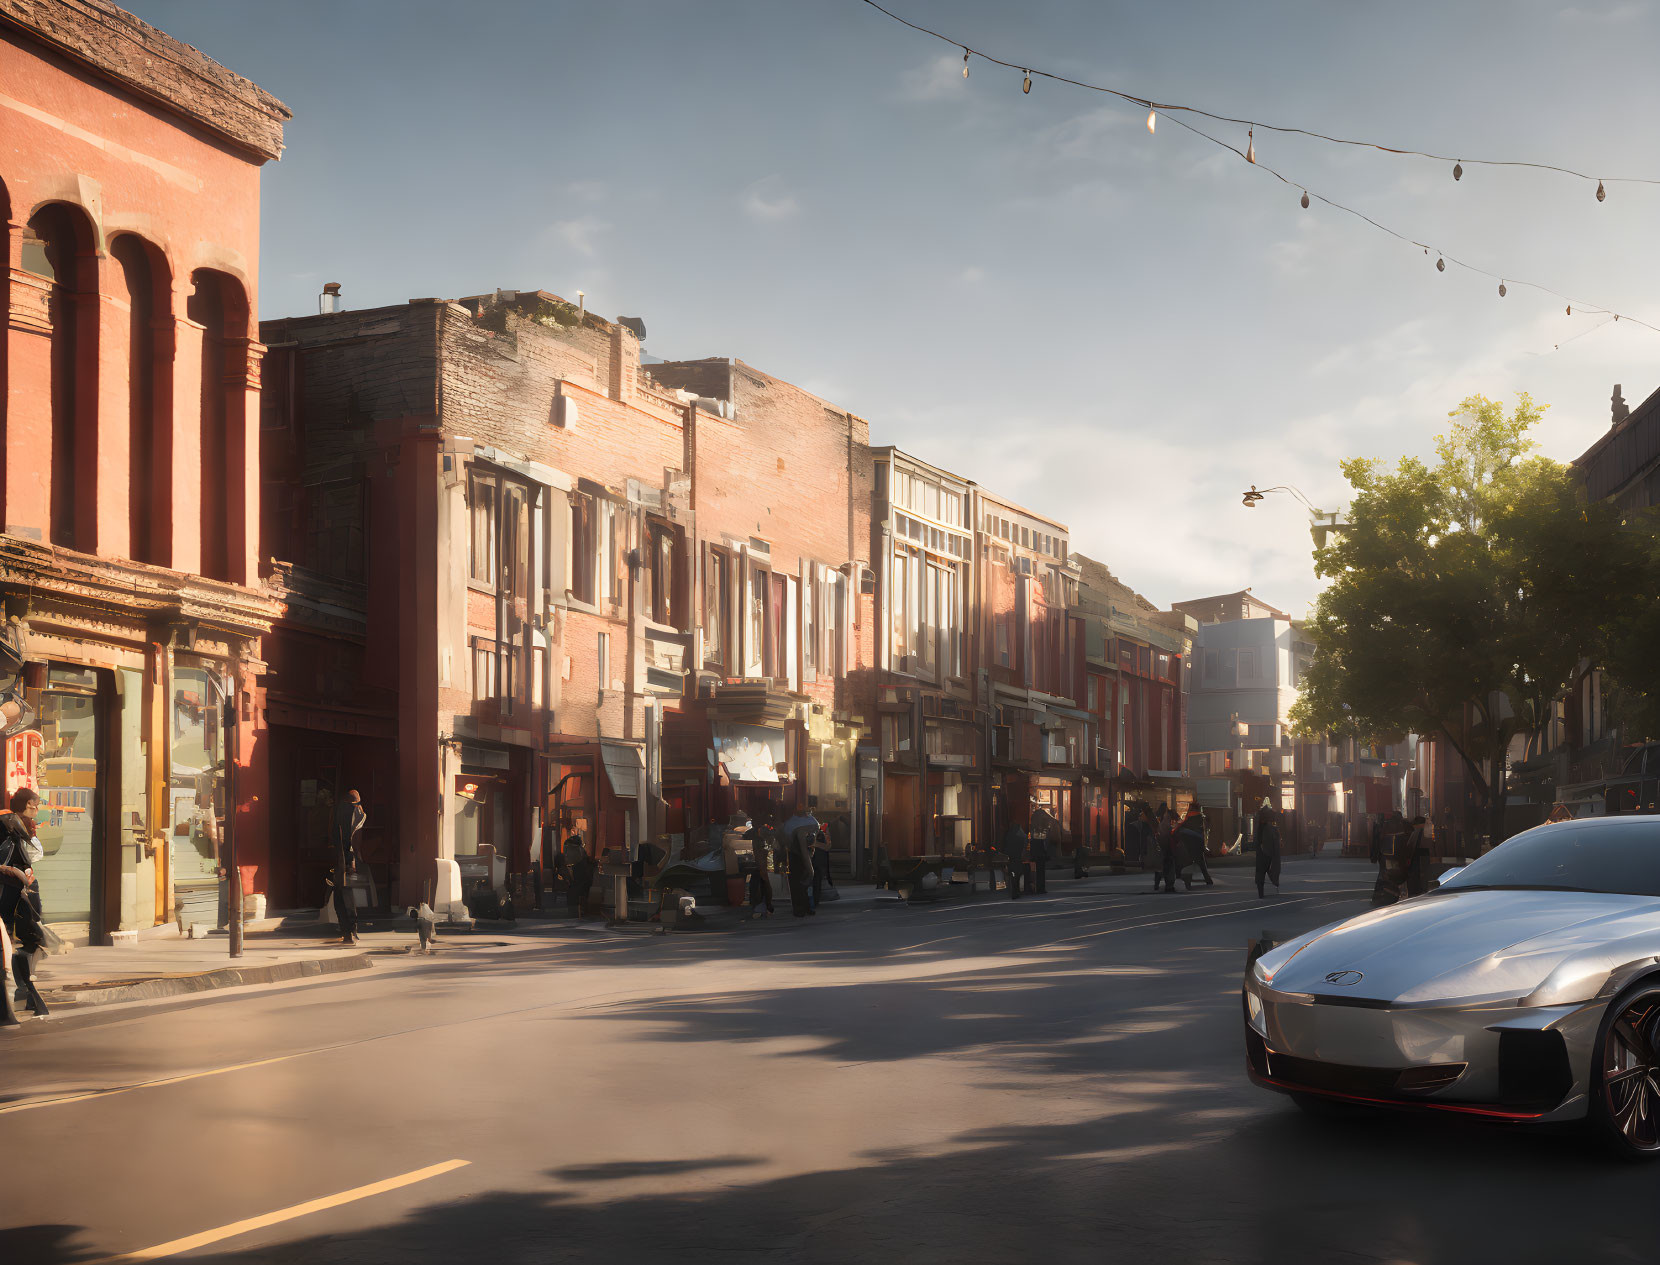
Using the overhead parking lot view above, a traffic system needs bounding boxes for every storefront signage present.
[5,729,42,796]
[712,723,787,784]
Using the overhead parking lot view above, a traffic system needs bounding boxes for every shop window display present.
[34,675,99,931]
[171,666,226,930]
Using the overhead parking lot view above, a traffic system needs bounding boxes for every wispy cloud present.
[566,178,608,202]
[899,52,969,103]
[550,217,610,257]
[741,175,800,222]
[959,265,986,284]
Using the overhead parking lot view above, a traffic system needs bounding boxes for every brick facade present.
[0,0,283,939]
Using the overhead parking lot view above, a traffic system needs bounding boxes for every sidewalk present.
[17,930,379,1013]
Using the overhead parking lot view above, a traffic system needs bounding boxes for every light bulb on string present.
[1146,108,1156,134]
[1300,190,1310,209]
[1597,180,1607,202]
[1245,128,1256,164]
[1436,256,1445,272]
[962,49,969,79]
[1498,281,1507,297]
[1022,70,1031,94]
[1567,305,1572,315]
[1453,161,1463,181]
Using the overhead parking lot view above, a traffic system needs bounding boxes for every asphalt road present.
[4,858,1655,1265]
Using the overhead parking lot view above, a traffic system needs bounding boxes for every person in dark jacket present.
[1371,810,1409,905]
[1181,803,1214,886]
[0,787,47,1021]
[329,789,365,944]
[1155,805,1180,894]
[1173,804,1208,891]
[1253,800,1282,899]
[780,804,821,917]
[1028,808,1051,895]
[1002,819,1029,900]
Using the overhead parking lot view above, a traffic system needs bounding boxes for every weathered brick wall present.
[438,305,685,490]
[0,0,290,160]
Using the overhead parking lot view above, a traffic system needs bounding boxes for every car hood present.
[1257,889,1660,1005]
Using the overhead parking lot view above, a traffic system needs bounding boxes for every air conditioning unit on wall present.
[552,392,579,431]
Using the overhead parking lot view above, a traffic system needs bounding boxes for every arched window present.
[110,235,170,566]
[22,203,98,551]
[187,269,249,582]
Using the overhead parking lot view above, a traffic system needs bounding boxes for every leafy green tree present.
[1291,394,1649,845]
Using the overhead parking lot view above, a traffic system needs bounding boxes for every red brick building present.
[972,488,1089,862]
[261,291,873,912]
[1074,554,1195,859]
[0,0,287,940]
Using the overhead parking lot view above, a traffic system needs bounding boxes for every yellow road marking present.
[82,1159,470,1263]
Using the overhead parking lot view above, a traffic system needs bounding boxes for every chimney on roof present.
[1613,383,1630,428]
[319,282,342,315]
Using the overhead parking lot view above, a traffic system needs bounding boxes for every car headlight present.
[1245,987,1266,1035]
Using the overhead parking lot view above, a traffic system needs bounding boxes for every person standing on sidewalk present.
[1028,807,1051,895]
[0,788,48,1019]
[1002,818,1029,900]
[1253,799,1282,899]
[330,789,365,945]
[780,802,821,917]
[1179,803,1213,887]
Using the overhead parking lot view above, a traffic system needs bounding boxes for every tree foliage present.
[1291,394,1650,839]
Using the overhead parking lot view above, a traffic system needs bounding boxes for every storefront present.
[0,538,278,943]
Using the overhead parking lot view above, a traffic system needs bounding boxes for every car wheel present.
[1591,983,1660,1161]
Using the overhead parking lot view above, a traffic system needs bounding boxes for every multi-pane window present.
[470,474,498,586]
[569,493,595,605]
[802,565,816,681]
[472,638,498,701]
[501,483,528,600]
[704,546,731,671]
[646,522,676,626]
[745,561,767,677]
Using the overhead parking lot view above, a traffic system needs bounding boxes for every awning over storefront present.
[711,723,786,784]
[600,742,644,799]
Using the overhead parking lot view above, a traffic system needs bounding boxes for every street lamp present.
[1241,485,1347,548]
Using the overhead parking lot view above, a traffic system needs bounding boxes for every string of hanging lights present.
[859,0,1657,196]
[859,0,1660,338]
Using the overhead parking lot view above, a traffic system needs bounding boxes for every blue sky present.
[130,0,1660,612]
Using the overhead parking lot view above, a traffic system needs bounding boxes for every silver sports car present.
[1244,816,1660,1158]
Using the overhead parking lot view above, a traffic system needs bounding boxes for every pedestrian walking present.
[1370,810,1408,906]
[1155,804,1180,894]
[1370,810,1415,906]
[810,816,836,906]
[329,789,365,945]
[1181,803,1214,886]
[1028,808,1051,895]
[0,788,48,1021]
[1253,799,1282,899]
[780,803,821,917]
[1002,818,1029,900]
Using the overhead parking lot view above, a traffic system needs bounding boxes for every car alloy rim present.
[1604,996,1660,1150]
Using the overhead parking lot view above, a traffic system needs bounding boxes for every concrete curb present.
[40,952,374,1008]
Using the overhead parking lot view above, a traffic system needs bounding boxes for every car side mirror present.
[1434,865,1465,888]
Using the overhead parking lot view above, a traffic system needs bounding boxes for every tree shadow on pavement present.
[21,1106,1657,1265]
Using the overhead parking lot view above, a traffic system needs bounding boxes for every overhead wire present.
[858,0,1660,188]
[858,0,1660,338]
